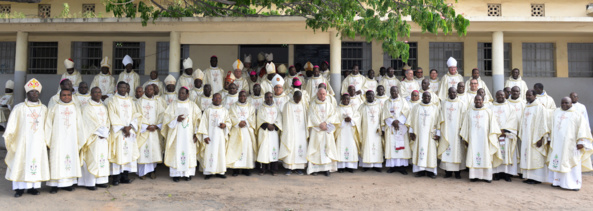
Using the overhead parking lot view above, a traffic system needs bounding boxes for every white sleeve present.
[408,127,413,133]
[577,140,593,150]
[156,124,162,129]
[95,126,110,137]
[435,130,441,136]
[141,124,149,133]
[385,118,394,128]
[168,120,178,128]
[397,114,407,124]
[113,125,123,133]
[130,118,138,132]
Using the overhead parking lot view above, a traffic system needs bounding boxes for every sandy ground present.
[1,149,593,210]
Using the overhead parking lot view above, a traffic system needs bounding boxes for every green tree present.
[105,0,469,62]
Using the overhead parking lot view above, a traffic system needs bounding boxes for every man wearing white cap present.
[437,57,464,100]
[142,70,165,97]
[118,55,140,96]
[163,75,177,105]
[272,74,289,110]
[91,56,115,100]
[232,59,249,93]
[4,78,50,197]
[176,57,200,91]
[259,62,277,96]
[61,58,82,93]
[241,54,253,79]
[0,80,14,130]
[277,64,288,78]
[256,52,266,74]
[203,55,225,94]
[190,70,205,101]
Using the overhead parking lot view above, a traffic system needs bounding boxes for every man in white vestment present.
[142,70,165,97]
[203,56,225,94]
[341,64,365,95]
[504,68,528,101]
[108,81,141,185]
[75,82,91,107]
[491,91,520,182]
[48,79,81,109]
[0,80,14,130]
[197,93,231,179]
[534,83,556,111]
[437,57,464,100]
[256,92,282,176]
[90,57,116,101]
[358,90,384,172]
[414,67,425,87]
[508,86,526,129]
[176,57,201,91]
[428,69,440,94]
[162,87,201,182]
[163,75,177,105]
[4,79,49,197]
[307,88,340,176]
[465,68,493,101]
[519,90,551,184]
[406,92,440,178]
[379,67,400,93]
[227,91,257,176]
[438,87,467,179]
[196,84,213,111]
[136,85,165,180]
[190,70,205,101]
[383,86,411,175]
[336,93,361,173]
[399,69,419,101]
[45,89,84,193]
[117,55,140,97]
[280,91,309,175]
[570,92,589,129]
[79,87,111,190]
[547,97,593,191]
[60,58,82,92]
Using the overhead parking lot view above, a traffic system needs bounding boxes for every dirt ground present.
[1,149,592,210]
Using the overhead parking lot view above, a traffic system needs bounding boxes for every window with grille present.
[28,42,58,74]
[342,42,372,74]
[522,43,555,77]
[293,44,330,69]
[156,42,190,75]
[71,42,102,75]
[477,43,512,76]
[429,42,464,76]
[0,4,10,14]
[113,42,145,75]
[38,4,51,18]
[568,43,593,77]
[0,42,15,74]
[384,42,418,77]
[488,4,501,16]
[82,4,95,14]
[531,4,545,17]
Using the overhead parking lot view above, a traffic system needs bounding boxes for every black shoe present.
[325,171,330,177]
[111,175,121,186]
[216,174,227,179]
[233,169,240,177]
[14,190,24,198]
[338,169,345,173]
[361,168,369,172]
[504,175,512,182]
[173,177,180,182]
[444,171,452,178]
[185,176,191,181]
[346,168,354,173]
[120,172,132,184]
[454,172,461,179]
[386,167,395,173]
[485,180,492,183]
[50,187,59,194]
[572,189,580,191]
[150,172,157,179]
[470,179,479,182]
[522,179,530,183]
[86,187,97,191]
[27,189,40,195]
[493,173,500,181]
[414,172,425,177]
[427,172,437,179]
[62,187,73,191]
[312,172,318,176]
[242,170,251,176]
[96,184,109,188]
[204,175,212,180]
[398,168,408,175]
[374,168,382,173]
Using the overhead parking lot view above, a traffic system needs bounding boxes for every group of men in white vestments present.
[3,54,592,198]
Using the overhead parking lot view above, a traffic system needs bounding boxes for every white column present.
[168,31,181,78]
[492,31,504,93]
[14,31,28,104]
[329,31,342,101]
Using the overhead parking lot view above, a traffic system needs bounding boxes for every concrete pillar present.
[555,40,568,78]
[329,31,342,101]
[168,31,181,78]
[464,40,478,77]
[492,31,504,93]
[288,44,294,66]
[511,40,523,76]
[371,41,383,71]
[14,31,28,104]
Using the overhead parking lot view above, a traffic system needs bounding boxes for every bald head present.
[561,97,572,111]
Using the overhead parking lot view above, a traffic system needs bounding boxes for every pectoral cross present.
[27,109,41,131]
[211,111,220,125]
[319,105,327,119]
[101,78,107,84]
[238,107,247,118]
[61,107,74,129]
[523,110,532,128]
[212,71,219,82]
[267,108,277,121]
[124,75,132,84]
[121,101,131,119]
[449,79,457,87]
[473,111,483,129]
[143,103,153,122]
[447,104,456,121]
[557,113,568,130]
[420,108,430,126]
[97,109,106,123]
[369,107,378,123]
[494,108,505,121]
[294,106,303,124]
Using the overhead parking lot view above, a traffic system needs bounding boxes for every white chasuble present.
[306,98,340,174]
[164,92,177,106]
[4,101,50,183]
[222,93,239,110]
[76,93,91,108]
[382,97,411,162]
[45,102,85,185]
[438,98,466,171]
[340,74,365,94]
[197,105,231,175]
[379,76,400,93]
[256,104,282,163]
[79,100,111,186]
[504,77,528,100]
[117,71,140,96]
[227,102,256,169]
[336,104,361,164]
[279,100,309,169]
[399,79,420,101]
[490,102,519,175]
[437,73,463,100]
[137,96,166,164]
[203,67,225,94]
[91,74,115,97]
[405,103,439,169]
[359,101,384,164]
[519,102,550,182]
[460,107,503,180]
[196,95,213,111]
[175,74,195,91]
[162,100,201,175]
[107,94,141,170]
[273,93,290,111]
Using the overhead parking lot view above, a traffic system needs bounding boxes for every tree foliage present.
[105,0,469,62]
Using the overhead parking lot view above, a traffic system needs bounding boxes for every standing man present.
[272,75,290,110]
[79,87,111,190]
[307,88,339,176]
[90,56,115,100]
[414,67,425,87]
[438,87,467,179]
[336,93,361,173]
[460,95,503,182]
[197,93,231,179]
[136,85,166,180]
[142,70,165,96]
[341,64,365,95]
[428,69,440,94]
[222,83,239,110]
[456,82,470,107]
[279,91,309,175]
[176,57,199,91]
[163,75,177,105]
[534,83,556,111]
[75,82,91,107]
[227,91,257,176]
[248,84,264,111]
[45,89,84,193]
[203,55,225,94]
[196,84,213,111]
[284,65,306,91]
[118,55,140,97]
[379,67,400,92]
[48,79,80,109]
[383,86,411,175]
[61,58,82,92]
[420,79,440,106]
[504,68,528,101]
[162,87,201,182]
[258,62,277,95]
[437,57,464,100]
[399,69,420,101]
[547,97,593,191]
[519,90,550,184]
[4,79,49,197]
[361,69,378,93]
[491,90,519,182]
[190,71,204,101]
[232,59,249,93]
[570,92,589,129]
[305,65,334,100]
[0,80,14,130]
[358,90,384,172]
[465,68,493,101]
[107,81,141,186]
[256,92,282,176]
[406,92,440,178]
[508,86,526,131]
